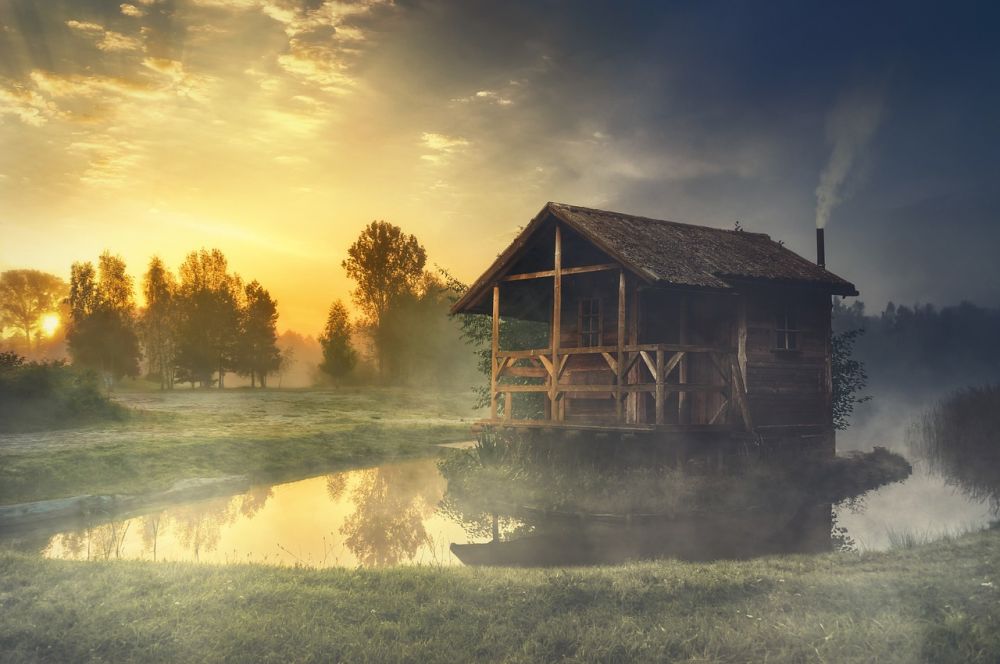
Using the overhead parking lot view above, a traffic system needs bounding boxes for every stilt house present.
[450,202,858,451]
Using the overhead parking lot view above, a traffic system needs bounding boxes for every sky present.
[1,0,998,334]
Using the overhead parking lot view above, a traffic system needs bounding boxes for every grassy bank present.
[0,388,477,505]
[0,528,997,663]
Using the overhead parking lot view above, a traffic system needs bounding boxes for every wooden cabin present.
[451,202,859,453]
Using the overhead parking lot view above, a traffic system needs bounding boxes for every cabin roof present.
[451,202,859,314]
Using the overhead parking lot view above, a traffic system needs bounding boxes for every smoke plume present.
[815,86,886,228]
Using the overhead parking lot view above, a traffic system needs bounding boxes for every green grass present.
[0,527,998,662]
[0,388,479,505]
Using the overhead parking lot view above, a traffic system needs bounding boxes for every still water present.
[32,452,995,568]
[42,459,484,567]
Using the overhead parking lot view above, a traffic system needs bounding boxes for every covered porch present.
[483,224,753,433]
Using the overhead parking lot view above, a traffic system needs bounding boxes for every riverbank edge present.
[1,527,998,663]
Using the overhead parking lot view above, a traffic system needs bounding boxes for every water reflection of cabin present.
[451,203,858,451]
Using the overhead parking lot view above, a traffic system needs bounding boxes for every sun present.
[40,313,60,337]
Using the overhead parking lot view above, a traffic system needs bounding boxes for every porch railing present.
[489,343,753,431]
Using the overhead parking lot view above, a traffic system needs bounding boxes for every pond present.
[10,446,993,568]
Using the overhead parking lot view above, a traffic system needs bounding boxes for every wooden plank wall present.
[743,290,831,426]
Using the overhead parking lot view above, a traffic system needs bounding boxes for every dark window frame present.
[578,297,603,347]
[774,305,800,351]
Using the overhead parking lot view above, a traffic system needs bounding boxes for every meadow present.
[0,527,997,663]
[0,388,477,505]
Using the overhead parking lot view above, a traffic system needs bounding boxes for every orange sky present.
[0,1,560,334]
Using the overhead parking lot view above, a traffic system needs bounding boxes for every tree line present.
[1,220,479,390]
[833,298,1000,395]
[64,249,281,389]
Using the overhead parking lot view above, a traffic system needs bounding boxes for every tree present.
[318,300,357,381]
[831,328,871,430]
[66,252,141,382]
[342,221,426,374]
[237,280,281,387]
[140,257,178,390]
[0,270,68,351]
[175,249,242,388]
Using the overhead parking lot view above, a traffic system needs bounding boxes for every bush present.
[0,352,127,432]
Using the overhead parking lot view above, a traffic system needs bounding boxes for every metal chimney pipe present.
[816,228,826,268]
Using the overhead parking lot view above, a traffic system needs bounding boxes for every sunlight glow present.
[40,313,60,337]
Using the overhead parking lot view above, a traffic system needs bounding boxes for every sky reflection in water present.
[41,453,996,568]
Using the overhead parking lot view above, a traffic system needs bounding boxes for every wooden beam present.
[601,352,618,374]
[551,224,562,421]
[737,295,748,385]
[616,270,626,423]
[655,348,665,425]
[730,355,754,432]
[491,285,499,420]
[663,351,685,379]
[501,263,619,282]
[627,286,640,424]
[678,295,688,424]
[639,350,656,377]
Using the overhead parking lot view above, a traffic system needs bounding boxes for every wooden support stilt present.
[678,295,688,424]
[551,224,562,421]
[616,270,626,423]
[655,348,665,425]
[491,284,499,420]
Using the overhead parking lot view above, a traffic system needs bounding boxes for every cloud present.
[66,19,142,52]
[68,135,146,188]
[452,89,514,106]
[120,3,145,17]
[419,132,469,164]
[141,58,214,102]
[0,84,61,125]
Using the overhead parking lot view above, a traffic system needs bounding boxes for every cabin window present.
[578,297,603,347]
[775,306,799,351]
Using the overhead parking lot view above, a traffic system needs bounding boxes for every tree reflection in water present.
[167,497,238,560]
[339,464,444,567]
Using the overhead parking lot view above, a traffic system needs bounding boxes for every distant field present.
[0,388,480,505]
[1,526,997,663]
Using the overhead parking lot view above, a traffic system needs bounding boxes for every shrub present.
[0,353,127,432]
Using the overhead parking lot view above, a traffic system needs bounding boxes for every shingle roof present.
[451,202,858,314]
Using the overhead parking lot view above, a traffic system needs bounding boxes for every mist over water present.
[834,390,996,550]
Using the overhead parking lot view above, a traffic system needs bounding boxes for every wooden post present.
[551,224,562,421]
[627,287,640,424]
[678,295,688,424]
[491,285,499,421]
[616,270,626,423]
[737,295,748,387]
[655,348,665,425]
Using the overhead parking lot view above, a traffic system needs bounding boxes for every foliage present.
[140,257,178,390]
[318,300,357,380]
[174,249,243,388]
[441,269,549,410]
[374,271,478,385]
[342,221,428,328]
[342,221,427,373]
[66,253,141,382]
[0,352,126,432]
[236,280,281,387]
[0,269,67,351]
[831,328,871,430]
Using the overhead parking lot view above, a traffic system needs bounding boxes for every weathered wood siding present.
[743,289,831,426]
